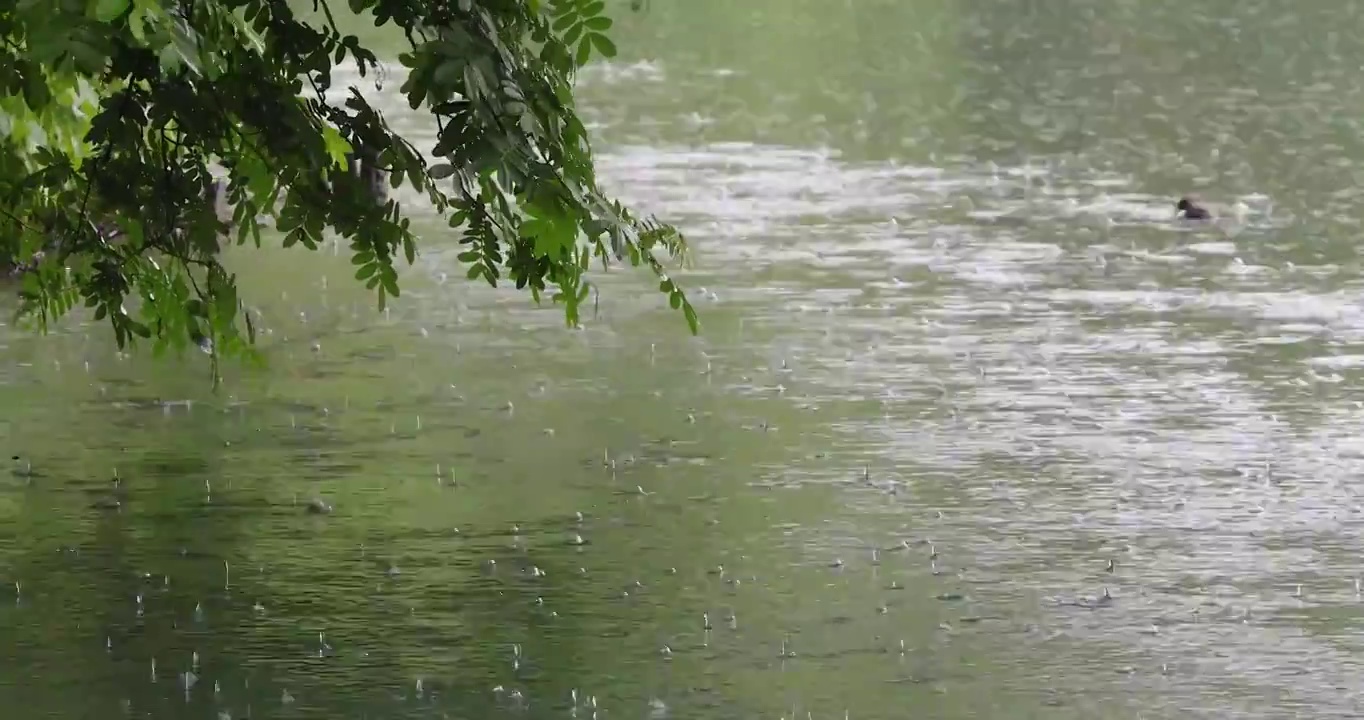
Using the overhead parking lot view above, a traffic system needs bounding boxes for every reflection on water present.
[6,0,1364,718]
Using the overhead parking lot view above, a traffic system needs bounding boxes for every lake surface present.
[5,0,1364,717]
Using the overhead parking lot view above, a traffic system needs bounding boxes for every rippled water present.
[6,0,1364,718]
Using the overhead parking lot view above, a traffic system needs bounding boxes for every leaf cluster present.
[0,0,695,381]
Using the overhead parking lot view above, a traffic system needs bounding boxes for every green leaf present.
[321,125,353,169]
[157,43,185,73]
[583,17,613,31]
[429,162,456,179]
[589,33,617,58]
[20,70,51,111]
[564,23,583,47]
[402,236,417,265]
[69,39,110,75]
[93,0,130,23]
[127,7,148,40]
[575,39,592,67]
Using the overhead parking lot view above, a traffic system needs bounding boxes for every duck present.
[1175,197,1212,220]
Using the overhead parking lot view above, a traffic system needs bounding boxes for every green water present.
[6,0,1364,717]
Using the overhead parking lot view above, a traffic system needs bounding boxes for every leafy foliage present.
[0,0,696,377]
